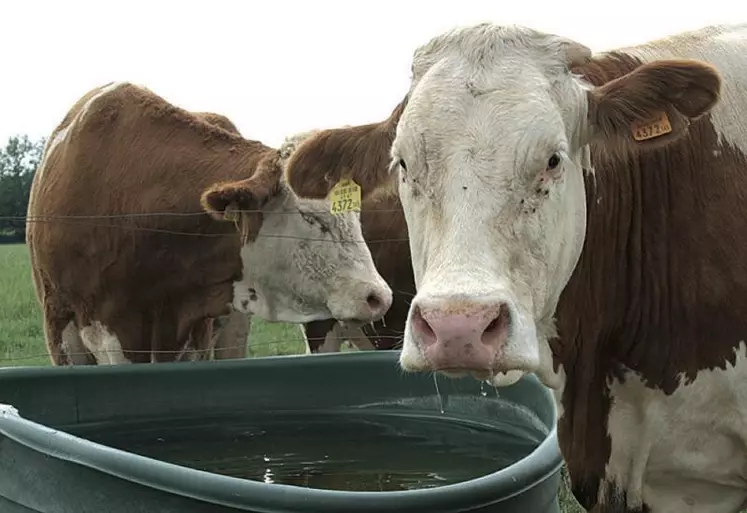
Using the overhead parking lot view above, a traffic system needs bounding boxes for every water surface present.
[72,407,545,492]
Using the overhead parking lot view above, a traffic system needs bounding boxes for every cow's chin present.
[487,370,526,387]
[435,369,527,387]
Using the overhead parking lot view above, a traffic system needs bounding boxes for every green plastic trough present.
[0,350,563,513]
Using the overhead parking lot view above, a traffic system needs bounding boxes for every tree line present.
[0,135,46,243]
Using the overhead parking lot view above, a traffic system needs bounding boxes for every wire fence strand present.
[0,213,409,243]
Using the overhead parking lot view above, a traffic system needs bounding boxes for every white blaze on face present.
[392,25,590,385]
[231,185,393,325]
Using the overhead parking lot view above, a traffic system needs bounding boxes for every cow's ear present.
[201,152,282,243]
[201,180,261,222]
[284,97,407,201]
[201,153,282,219]
[586,59,721,153]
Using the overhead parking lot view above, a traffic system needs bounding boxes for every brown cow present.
[283,23,747,513]
[27,81,392,366]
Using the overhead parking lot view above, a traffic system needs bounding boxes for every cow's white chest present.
[605,341,747,512]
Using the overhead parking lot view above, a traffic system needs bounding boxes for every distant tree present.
[0,135,46,242]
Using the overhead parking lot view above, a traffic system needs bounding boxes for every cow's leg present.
[302,319,338,353]
[316,323,372,353]
[176,317,214,362]
[340,325,376,352]
[317,323,376,352]
[42,311,72,366]
[79,321,131,365]
[318,327,345,353]
[212,310,250,360]
[41,300,95,365]
[60,320,96,364]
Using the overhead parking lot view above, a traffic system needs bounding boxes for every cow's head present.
[284,24,721,387]
[201,146,392,326]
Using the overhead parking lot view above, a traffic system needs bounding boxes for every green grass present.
[0,244,49,366]
[0,243,585,512]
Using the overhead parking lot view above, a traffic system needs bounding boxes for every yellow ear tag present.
[329,179,362,215]
[631,111,672,141]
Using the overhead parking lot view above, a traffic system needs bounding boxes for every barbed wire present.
[0,215,409,243]
[0,335,405,364]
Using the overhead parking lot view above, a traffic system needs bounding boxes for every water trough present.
[0,350,563,512]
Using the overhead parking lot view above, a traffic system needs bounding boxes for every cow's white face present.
[389,23,720,387]
[201,149,393,328]
[235,185,393,325]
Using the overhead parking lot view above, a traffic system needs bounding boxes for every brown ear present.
[201,152,282,243]
[587,59,721,153]
[284,97,407,200]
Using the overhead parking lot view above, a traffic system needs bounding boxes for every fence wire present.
[0,211,409,244]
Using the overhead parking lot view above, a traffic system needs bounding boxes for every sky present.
[2,0,747,148]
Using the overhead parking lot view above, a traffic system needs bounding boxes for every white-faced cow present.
[27,81,392,366]
[301,193,413,353]
[278,130,414,354]
[283,23,747,513]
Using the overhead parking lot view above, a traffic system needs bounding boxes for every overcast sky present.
[2,0,746,148]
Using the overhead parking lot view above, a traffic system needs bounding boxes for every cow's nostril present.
[411,305,436,342]
[367,293,382,311]
[481,304,511,344]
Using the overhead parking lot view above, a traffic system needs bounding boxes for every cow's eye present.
[399,159,408,172]
[547,153,561,170]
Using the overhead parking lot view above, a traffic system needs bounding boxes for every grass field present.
[0,243,584,512]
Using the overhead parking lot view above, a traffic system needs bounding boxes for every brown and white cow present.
[27,81,392,366]
[278,130,414,354]
[284,23,747,513]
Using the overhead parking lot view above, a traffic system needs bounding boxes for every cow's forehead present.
[398,63,571,176]
[398,28,591,177]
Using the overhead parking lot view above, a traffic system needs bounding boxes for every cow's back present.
[28,82,266,362]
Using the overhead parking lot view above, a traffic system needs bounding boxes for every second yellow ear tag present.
[329,179,362,215]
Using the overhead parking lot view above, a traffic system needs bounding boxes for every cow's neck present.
[548,50,747,510]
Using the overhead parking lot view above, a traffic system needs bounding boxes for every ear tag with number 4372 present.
[631,111,672,141]
[329,179,362,215]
